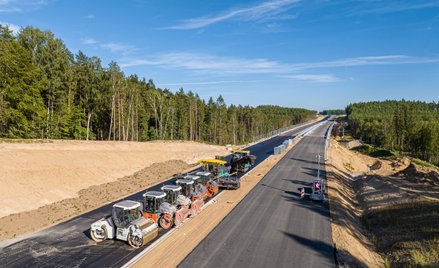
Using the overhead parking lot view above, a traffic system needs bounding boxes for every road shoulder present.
[127,137,302,268]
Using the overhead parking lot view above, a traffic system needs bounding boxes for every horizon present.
[1,0,439,110]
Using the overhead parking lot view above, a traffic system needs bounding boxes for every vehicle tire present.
[191,206,198,216]
[127,232,144,248]
[192,202,201,215]
[159,214,174,230]
[90,225,107,242]
[175,212,183,227]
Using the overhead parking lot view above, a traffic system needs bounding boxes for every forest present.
[346,100,439,165]
[320,109,345,115]
[0,25,316,144]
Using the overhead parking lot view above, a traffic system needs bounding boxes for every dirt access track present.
[0,140,228,240]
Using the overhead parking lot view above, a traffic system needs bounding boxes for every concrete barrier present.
[274,144,286,155]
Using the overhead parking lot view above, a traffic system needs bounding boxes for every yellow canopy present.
[232,149,250,154]
[198,159,227,165]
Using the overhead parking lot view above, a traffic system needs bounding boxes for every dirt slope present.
[0,140,227,218]
[327,140,384,267]
[328,139,439,267]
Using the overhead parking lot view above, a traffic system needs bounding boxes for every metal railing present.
[252,120,316,143]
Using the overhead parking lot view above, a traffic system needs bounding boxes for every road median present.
[127,137,303,267]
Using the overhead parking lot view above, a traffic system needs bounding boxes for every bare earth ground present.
[0,140,228,241]
[129,137,302,267]
[327,140,384,268]
[328,138,439,267]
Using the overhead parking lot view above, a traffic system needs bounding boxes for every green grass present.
[352,144,398,159]
[362,201,439,267]
[412,158,439,170]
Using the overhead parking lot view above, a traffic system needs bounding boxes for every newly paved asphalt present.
[180,121,334,268]
[0,119,325,268]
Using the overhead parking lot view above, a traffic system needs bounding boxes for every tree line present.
[346,100,439,165]
[0,25,316,144]
[320,109,345,115]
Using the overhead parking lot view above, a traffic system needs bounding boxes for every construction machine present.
[176,179,205,214]
[229,149,257,173]
[142,190,189,230]
[161,185,193,225]
[90,200,158,248]
[214,150,256,174]
[199,159,241,190]
[217,172,241,189]
[183,174,209,200]
[195,171,219,197]
[199,159,229,176]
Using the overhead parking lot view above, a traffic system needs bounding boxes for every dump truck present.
[90,200,158,248]
[176,179,205,214]
[142,189,192,230]
[195,171,219,197]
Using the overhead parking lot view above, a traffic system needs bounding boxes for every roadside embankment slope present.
[328,138,439,267]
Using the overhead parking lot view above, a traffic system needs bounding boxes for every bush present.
[352,144,396,158]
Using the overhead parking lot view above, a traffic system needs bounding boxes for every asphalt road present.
[179,121,334,268]
[0,119,325,268]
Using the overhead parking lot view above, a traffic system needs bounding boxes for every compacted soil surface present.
[0,140,228,241]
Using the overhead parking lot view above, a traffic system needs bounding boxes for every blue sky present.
[1,0,439,110]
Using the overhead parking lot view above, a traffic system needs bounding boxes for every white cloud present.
[0,0,49,13]
[290,55,439,70]
[120,52,287,74]
[0,21,20,34]
[350,1,439,15]
[120,52,439,76]
[283,74,341,83]
[167,0,300,30]
[100,42,136,55]
[82,37,99,45]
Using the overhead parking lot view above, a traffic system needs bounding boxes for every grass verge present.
[352,144,398,159]
[362,201,439,267]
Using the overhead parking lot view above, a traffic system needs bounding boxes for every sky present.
[1,0,439,111]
